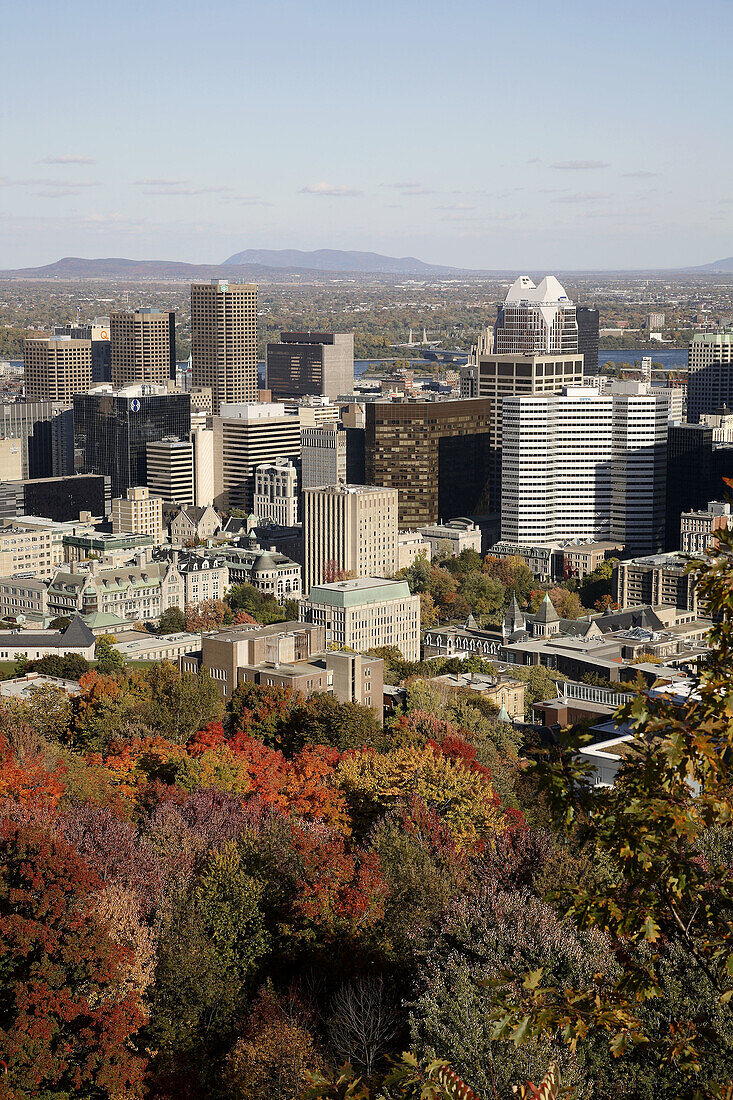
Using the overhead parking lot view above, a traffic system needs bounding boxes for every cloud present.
[38,154,95,165]
[299,181,362,197]
[220,195,274,206]
[144,185,233,195]
[133,177,189,186]
[15,178,100,188]
[381,181,435,195]
[553,192,611,203]
[33,190,81,198]
[436,202,476,211]
[622,170,659,178]
[550,160,610,170]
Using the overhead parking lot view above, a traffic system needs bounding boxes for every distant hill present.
[0,256,330,280]
[223,247,472,276]
[684,257,733,274]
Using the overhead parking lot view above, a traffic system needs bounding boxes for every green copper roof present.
[307,578,412,609]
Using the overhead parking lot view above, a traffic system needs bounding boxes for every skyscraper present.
[266,332,354,401]
[53,320,112,382]
[212,403,301,513]
[576,306,600,374]
[301,422,347,488]
[110,309,176,387]
[0,401,74,478]
[302,483,398,592]
[23,336,92,402]
[687,329,733,422]
[501,383,668,553]
[365,398,492,529]
[74,384,191,498]
[191,280,258,415]
[494,275,578,355]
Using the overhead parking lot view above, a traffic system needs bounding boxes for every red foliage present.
[0,819,146,1098]
[427,734,494,780]
[0,733,65,810]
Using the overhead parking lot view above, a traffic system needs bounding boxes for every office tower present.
[365,398,492,529]
[146,439,195,505]
[687,329,733,422]
[254,458,298,525]
[301,577,420,660]
[212,403,301,513]
[0,401,74,479]
[191,280,258,414]
[302,483,398,592]
[665,423,715,550]
[54,320,111,382]
[266,332,354,401]
[73,384,191,498]
[110,309,176,387]
[494,275,578,355]
[24,336,92,402]
[501,383,668,553]
[190,424,215,506]
[0,474,110,523]
[301,423,347,488]
[112,485,164,543]
[648,312,665,331]
[576,306,600,374]
[680,501,733,554]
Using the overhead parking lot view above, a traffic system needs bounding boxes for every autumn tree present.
[130,661,223,744]
[0,820,146,1099]
[158,605,186,634]
[185,597,228,632]
[225,987,320,1100]
[95,634,125,674]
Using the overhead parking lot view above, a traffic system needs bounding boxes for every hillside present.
[222,247,472,275]
[0,256,328,280]
[684,256,733,273]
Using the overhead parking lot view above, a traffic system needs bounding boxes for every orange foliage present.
[0,734,64,809]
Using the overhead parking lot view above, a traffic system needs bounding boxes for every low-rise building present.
[561,540,624,579]
[487,541,563,582]
[300,577,420,660]
[194,540,302,601]
[47,559,186,624]
[0,576,49,621]
[0,616,95,662]
[397,530,431,570]
[169,504,221,545]
[680,500,733,554]
[614,553,700,613]
[63,532,155,567]
[0,519,70,581]
[0,671,83,699]
[418,518,482,558]
[180,620,382,717]
[111,629,205,663]
[429,671,526,719]
[112,486,164,544]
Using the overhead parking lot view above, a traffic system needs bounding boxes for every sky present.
[1,0,732,271]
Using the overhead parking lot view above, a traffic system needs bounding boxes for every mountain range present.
[683,257,733,274]
[222,248,467,275]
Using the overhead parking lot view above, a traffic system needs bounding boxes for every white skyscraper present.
[501,383,667,553]
[494,275,578,355]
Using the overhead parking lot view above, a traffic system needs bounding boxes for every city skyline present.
[1,0,731,271]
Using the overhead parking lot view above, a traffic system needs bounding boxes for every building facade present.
[680,500,733,554]
[53,320,111,383]
[110,309,176,387]
[576,306,600,374]
[418,518,482,558]
[301,577,421,661]
[0,401,74,479]
[73,384,191,498]
[302,483,398,593]
[112,485,164,543]
[266,332,354,402]
[687,329,733,422]
[24,336,92,402]
[494,275,578,356]
[614,553,699,613]
[212,403,301,513]
[301,422,347,488]
[146,439,195,506]
[191,280,258,414]
[253,458,298,526]
[365,398,492,529]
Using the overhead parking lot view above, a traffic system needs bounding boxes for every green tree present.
[492,528,733,1093]
[284,692,384,754]
[132,662,223,744]
[158,605,186,634]
[95,635,125,674]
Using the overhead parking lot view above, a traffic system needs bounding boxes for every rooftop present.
[306,577,413,608]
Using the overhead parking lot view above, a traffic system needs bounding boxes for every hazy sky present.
[2,0,731,270]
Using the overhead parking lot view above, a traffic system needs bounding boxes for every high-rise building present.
[460,352,584,506]
[190,425,215,507]
[501,383,668,553]
[53,320,111,382]
[648,312,666,331]
[301,422,347,488]
[191,280,258,414]
[111,485,164,543]
[266,332,354,402]
[576,306,600,374]
[110,309,176,387]
[302,483,398,592]
[73,384,191,498]
[253,458,298,526]
[494,275,578,355]
[365,398,492,529]
[146,439,195,506]
[24,336,92,402]
[0,474,110,524]
[0,401,74,479]
[212,403,301,513]
[687,329,733,422]
[665,423,715,549]
[300,577,420,661]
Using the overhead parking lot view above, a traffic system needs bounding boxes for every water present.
[597,348,687,370]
